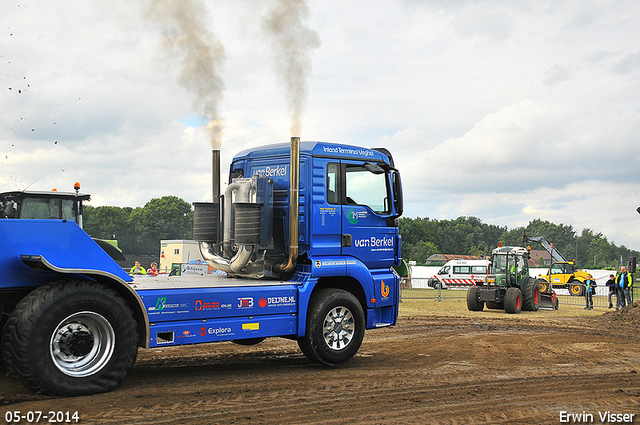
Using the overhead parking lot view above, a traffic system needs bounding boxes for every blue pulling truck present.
[0,137,404,395]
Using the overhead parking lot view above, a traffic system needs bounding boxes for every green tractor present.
[467,246,558,314]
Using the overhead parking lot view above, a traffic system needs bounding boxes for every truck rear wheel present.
[1,280,138,396]
[298,288,364,366]
[466,286,484,311]
[504,287,522,314]
[522,278,540,311]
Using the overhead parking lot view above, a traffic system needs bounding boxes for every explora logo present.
[381,280,390,298]
[348,209,367,224]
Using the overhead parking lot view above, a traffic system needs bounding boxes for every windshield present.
[345,165,389,214]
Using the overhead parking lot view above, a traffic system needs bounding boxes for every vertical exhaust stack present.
[212,149,221,202]
[273,136,300,273]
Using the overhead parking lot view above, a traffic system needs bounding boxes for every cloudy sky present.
[2,0,640,250]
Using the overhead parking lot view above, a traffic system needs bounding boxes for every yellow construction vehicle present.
[523,233,589,296]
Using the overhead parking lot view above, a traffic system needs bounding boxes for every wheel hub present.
[50,311,115,377]
[58,326,95,358]
[323,306,355,351]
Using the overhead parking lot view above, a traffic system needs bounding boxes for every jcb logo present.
[238,297,253,308]
[381,280,390,298]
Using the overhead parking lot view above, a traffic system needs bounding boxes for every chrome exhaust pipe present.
[273,136,300,273]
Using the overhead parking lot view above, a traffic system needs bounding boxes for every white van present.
[428,259,488,289]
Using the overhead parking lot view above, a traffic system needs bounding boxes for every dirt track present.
[1,307,639,424]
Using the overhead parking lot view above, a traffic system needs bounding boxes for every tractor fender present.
[2,220,149,348]
[20,254,150,349]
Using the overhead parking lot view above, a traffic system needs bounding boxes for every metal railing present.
[400,278,636,309]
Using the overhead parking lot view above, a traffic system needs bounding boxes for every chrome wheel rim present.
[50,311,115,377]
[322,306,355,351]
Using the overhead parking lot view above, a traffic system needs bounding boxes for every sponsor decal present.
[259,296,296,308]
[314,259,357,268]
[199,326,234,337]
[148,297,187,312]
[242,323,259,331]
[207,326,233,336]
[381,280,390,298]
[322,145,375,157]
[354,236,394,251]
[253,165,288,178]
[238,297,254,308]
[177,329,197,339]
[194,299,231,311]
[347,209,367,224]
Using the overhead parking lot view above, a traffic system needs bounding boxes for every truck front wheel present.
[2,280,138,396]
[298,288,365,366]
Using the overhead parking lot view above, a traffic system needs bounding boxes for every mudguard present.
[1,219,132,289]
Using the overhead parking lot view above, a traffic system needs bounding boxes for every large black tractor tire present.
[504,287,523,314]
[2,280,138,396]
[466,286,485,311]
[298,288,365,366]
[522,278,540,312]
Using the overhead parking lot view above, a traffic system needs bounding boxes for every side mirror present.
[392,170,403,217]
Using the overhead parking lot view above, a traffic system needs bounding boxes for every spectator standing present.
[605,274,616,309]
[129,261,147,275]
[147,262,159,276]
[583,274,596,310]
[615,266,633,309]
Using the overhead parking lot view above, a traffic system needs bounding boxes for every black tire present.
[2,280,138,396]
[466,287,484,311]
[297,288,365,365]
[522,278,540,312]
[504,287,522,314]
[552,296,559,310]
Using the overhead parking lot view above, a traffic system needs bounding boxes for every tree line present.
[83,196,193,255]
[83,195,639,269]
[400,216,640,269]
